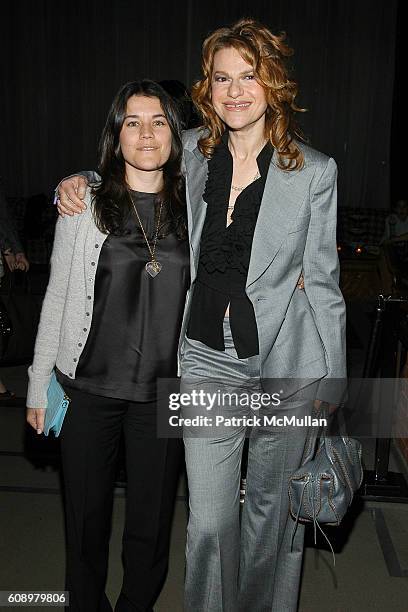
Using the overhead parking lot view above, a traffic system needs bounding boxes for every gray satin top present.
[58,190,190,402]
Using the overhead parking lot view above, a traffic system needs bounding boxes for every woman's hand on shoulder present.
[57,176,88,217]
[26,407,46,434]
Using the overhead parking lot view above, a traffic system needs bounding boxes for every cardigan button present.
[86,312,90,316]
[83,328,87,332]
[78,343,82,347]
[91,261,96,266]
[95,244,99,248]
[69,373,73,377]
[87,295,92,300]
[73,358,77,362]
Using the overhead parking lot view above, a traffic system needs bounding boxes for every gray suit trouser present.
[181,319,317,612]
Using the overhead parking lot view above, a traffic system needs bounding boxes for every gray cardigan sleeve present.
[26,213,79,408]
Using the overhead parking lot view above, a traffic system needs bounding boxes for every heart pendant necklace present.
[145,260,162,277]
[127,189,163,277]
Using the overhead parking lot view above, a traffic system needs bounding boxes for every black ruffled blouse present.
[186,132,273,358]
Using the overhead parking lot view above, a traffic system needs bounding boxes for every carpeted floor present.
[1,362,408,611]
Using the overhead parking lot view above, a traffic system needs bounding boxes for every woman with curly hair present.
[178,19,346,611]
[57,18,346,611]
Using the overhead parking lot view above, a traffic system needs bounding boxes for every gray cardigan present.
[27,188,108,408]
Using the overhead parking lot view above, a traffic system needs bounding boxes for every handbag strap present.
[293,402,338,567]
[300,402,350,464]
[300,403,330,465]
[334,404,350,440]
[300,402,352,466]
[321,405,350,449]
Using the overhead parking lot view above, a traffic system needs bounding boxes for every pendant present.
[145,260,162,277]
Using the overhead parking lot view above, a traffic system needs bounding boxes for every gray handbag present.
[288,406,363,564]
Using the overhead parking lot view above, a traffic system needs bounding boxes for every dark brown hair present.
[92,79,186,238]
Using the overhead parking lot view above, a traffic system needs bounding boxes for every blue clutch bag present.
[44,371,70,437]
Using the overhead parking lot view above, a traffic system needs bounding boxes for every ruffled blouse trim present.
[200,144,262,274]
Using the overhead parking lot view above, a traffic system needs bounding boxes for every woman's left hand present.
[297,273,304,289]
[15,252,30,271]
[314,399,337,415]
[26,407,45,434]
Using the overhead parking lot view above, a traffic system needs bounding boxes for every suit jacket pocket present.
[288,213,311,234]
[272,290,326,371]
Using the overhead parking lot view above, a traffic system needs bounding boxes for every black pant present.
[60,387,183,612]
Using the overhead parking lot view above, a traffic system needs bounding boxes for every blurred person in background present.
[0,181,29,399]
[380,198,408,291]
[381,198,408,243]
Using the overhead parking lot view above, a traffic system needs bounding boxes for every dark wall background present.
[0,0,399,208]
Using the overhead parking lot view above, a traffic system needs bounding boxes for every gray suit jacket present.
[178,128,347,405]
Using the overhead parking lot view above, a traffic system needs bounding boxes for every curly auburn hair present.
[191,18,306,170]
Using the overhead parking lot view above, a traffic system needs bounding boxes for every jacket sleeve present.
[54,171,101,202]
[26,212,79,408]
[302,157,347,405]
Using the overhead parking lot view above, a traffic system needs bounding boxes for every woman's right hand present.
[57,175,88,217]
[3,251,17,271]
[26,407,46,435]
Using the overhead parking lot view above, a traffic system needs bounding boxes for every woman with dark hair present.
[26,80,189,612]
[57,17,346,612]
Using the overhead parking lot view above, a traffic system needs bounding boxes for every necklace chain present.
[127,189,163,262]
[228,171,261,209]
[231,171,261,192]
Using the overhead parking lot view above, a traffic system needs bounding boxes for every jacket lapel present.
[246,151,309,288]
[184,147,208,281]
[185,141,311,288]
